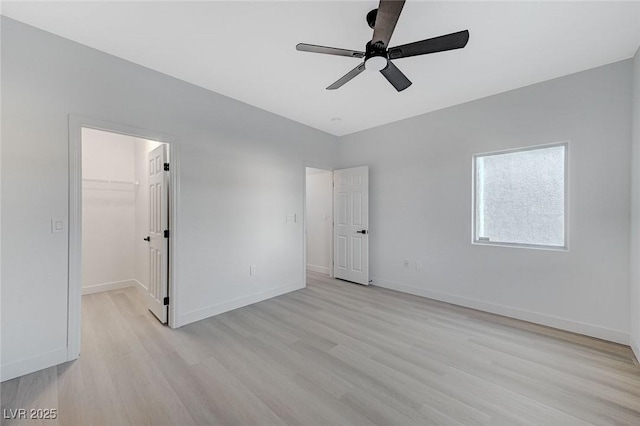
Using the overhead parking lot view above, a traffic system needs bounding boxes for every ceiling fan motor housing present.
[364,40,389,71]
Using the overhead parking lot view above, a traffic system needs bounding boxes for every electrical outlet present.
[250,265,257,276]
[416,261,423,270]
[403,260,410,268]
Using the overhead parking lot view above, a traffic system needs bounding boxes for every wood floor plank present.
[2,271,640,425]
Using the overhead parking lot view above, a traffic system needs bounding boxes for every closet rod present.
[82,178,139,185]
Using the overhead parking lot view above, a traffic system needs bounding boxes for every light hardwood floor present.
[2,272,640,425]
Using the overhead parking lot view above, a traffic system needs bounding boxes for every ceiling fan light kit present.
[365,56,387,71]
[296,0,470,92]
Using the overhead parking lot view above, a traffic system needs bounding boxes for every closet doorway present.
[81,128,170,322]
[67,116,180,362]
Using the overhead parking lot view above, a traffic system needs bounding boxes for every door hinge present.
[163,296,170,306]
[164,229,170,238]
[164,162,170,171]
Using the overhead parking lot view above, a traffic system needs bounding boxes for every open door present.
[147,144,169,323]
[333,166,369,285]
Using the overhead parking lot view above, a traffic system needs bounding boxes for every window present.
[473,143,567,249]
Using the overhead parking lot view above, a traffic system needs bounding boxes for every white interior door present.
[334,166,369,285]
[147,144,169,323]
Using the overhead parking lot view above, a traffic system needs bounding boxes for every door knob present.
[356,230,368,234]
[143,236,150,242]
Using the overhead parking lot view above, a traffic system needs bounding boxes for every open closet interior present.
[82,127,168,322]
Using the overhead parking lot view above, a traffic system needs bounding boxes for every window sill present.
[472,240,568,251]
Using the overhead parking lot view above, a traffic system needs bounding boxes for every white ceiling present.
[3,1,640,136]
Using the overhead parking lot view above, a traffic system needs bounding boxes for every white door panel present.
[147,144,168,323]
[333,166,369,285]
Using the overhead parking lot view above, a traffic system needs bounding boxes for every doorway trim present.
[68,114,181,361]
[303,166,334,283]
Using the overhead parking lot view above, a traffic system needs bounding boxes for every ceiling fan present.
[296,0,469,92]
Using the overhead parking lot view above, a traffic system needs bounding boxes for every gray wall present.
[0,17,338,380]
[631,46,640,360]
[338,60,633,343]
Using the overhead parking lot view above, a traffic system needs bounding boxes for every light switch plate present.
[286,213,297,223]
[51,218,64,233]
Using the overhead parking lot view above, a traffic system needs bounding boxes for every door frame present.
[68,114,181,361]
[303,166,335,283]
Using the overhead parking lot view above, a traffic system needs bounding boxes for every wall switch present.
[250,265,257,276]
[51,219,64,233]
[403,260,410,269]
[416,261,423,270]
[286,213,297,223]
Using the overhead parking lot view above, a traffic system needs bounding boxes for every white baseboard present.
[81,279,136,295]
[306,264,330,275]
[179,281,304,327]
[372,277,629,345]
[631,337,640,364]
[133,278,148,294]
[1,347,68,382]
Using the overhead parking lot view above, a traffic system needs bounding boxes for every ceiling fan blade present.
[326,62,366,90]
[380,61,412,92]
[372,0,406,47]
[296,43,365,58]
[388,30,469,60]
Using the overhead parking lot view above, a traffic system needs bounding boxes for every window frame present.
[472,141,569,251]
